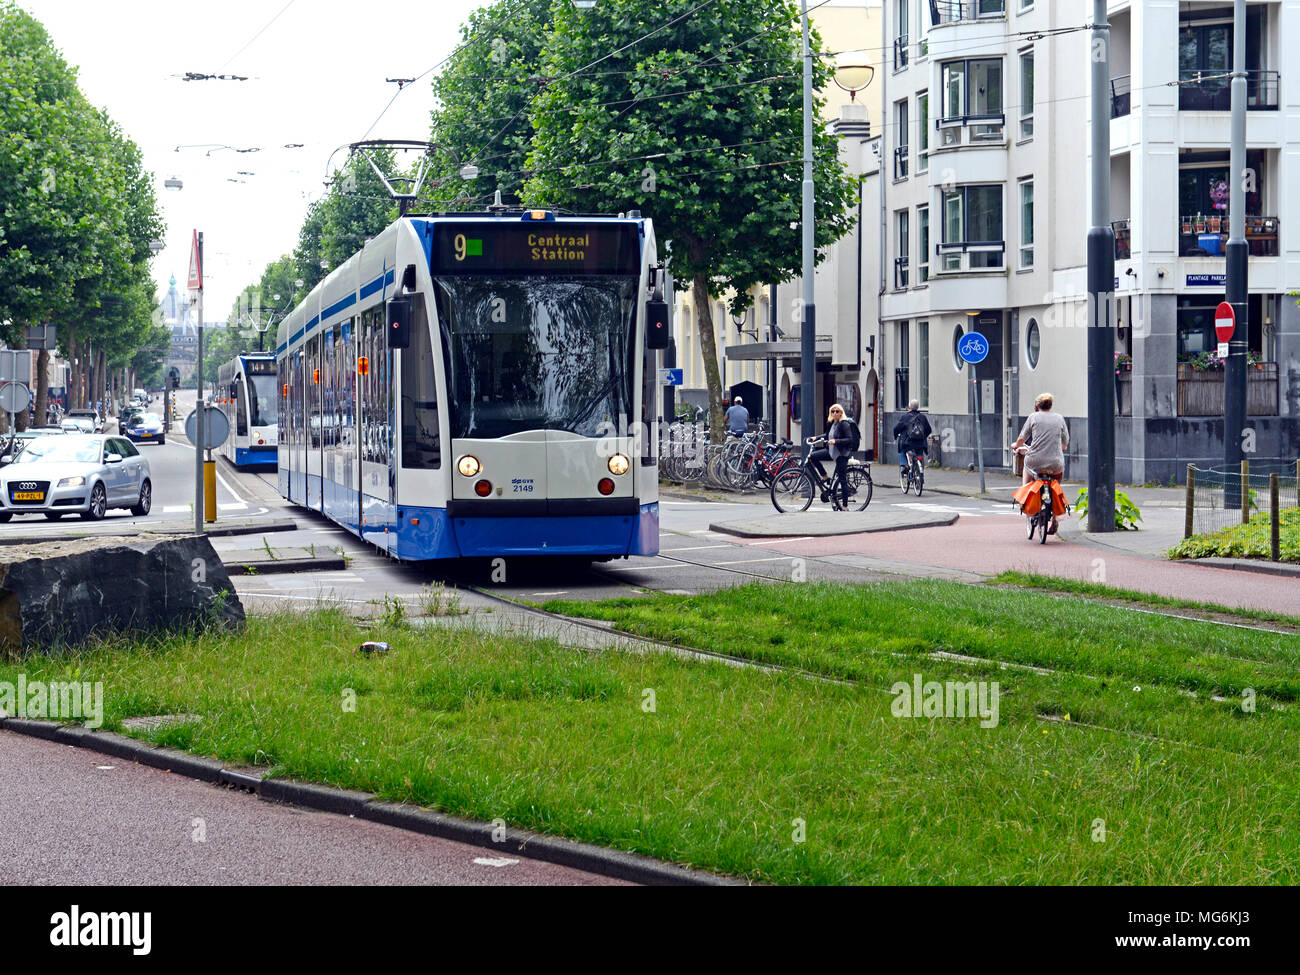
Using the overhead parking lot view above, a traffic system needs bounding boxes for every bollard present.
[1240,459,1250,525]
[1270,473,1280,562]
[1184,465,1195,539]
[204,458,217,523]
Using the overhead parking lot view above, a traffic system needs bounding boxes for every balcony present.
[894,257,910,290]
[936,114,1005,148]
[929,0,1004,26]
[1178,69,1279,111]
[1112,219,1131,260]
[1110,75,1131,119]
[894,34,909,70]
[1177,361,1279,416]
[936,240,1005,272]
[894,145,909,180]
[1177,215,1279,258]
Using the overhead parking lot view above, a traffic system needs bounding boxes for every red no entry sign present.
[1214,302,1235,343]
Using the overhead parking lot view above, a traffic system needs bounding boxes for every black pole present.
[1223,0,1248,506]
[664,337,676,422]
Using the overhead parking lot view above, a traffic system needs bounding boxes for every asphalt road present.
[0,731,623,886]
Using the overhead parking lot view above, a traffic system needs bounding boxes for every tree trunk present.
[691,274,726,444]
[13,335,29,432]
[34,347,49,426]
[64,322,75,411]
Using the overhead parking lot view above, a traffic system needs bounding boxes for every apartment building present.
[880,0,1300,482]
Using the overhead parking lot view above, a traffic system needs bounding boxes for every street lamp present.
[832,64,875,102]
[164,176,183,191]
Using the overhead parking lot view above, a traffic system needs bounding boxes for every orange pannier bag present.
[1013,480,1043,515]
[1048,480,1069,516]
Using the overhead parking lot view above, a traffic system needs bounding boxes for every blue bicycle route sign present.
[958,332,989,365]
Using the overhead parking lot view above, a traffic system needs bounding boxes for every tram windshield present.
[248,374,279,427]
[434,275,637,439]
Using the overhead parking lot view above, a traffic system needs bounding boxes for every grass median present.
[3,581,1298,884]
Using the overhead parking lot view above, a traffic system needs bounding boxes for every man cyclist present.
[725,396,750,437]
[892,399,931,481]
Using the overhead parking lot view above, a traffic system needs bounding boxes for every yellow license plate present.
[13,491,44,501]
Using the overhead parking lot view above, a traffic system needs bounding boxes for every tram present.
[274,208,667,560]
[215,353,279,468]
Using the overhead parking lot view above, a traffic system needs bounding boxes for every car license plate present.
[12,491,44,501]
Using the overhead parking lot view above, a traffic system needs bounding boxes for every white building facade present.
[880,0,1300,482]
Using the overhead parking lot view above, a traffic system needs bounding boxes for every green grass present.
[989,570,1300,630]
[1169,508,1300,563]
[4,588,1299,884]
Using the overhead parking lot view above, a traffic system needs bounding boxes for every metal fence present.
[1184,459,1300,559]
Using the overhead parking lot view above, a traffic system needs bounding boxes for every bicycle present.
[1018,458,1068,544]
[899,447,925,497]
[770,438,873,513]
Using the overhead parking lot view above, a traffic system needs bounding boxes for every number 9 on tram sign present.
[958,332,989,365]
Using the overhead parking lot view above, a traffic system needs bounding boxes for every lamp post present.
[798,0,816,457]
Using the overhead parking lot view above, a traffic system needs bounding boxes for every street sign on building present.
[1214,301,1234,359]
[658,368,684,386]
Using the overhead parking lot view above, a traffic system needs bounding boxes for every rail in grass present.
[274,208,667,561]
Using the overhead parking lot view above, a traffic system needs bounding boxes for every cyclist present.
[808,403,858,510]
[892,399,931,482]
[1012,392,1069,532]
[725,396,750,437]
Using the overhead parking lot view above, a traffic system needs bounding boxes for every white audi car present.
[0,434,151,522]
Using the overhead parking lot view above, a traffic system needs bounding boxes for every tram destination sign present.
[431,222,639,275]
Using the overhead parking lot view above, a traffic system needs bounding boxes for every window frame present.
[1018,48,1034,140]
[939,184,1005,271]
[917,204,930,283]
[1019,177,1035,268]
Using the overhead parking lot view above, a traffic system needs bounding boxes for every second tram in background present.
[215,353,279,468]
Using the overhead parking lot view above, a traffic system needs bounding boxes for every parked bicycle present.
[770,437,873,512]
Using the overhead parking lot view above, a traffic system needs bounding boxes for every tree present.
[524,0,857,440]
[427,0,554,208]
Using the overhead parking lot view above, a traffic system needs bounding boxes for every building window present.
[939,59,1004,145]
[918,320,930,408]
[952,323,967,371]
[1019,49,1034,139]
[1019,178,1034,267]
[940,185,1004,271]
[917,205,930,283]
[917,90,929,171]
[895,210,910,289]
[896,321,910,409]
[894,99,910,179]
[1025,317,1040,369]
[894,0,909,69]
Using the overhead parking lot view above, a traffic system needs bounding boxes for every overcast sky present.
[19,0,488,321]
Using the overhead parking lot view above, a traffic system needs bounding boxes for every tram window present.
[401,300,440,469]
[235,379,248,436]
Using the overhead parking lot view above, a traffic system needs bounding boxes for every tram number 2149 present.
[511,478,535,494]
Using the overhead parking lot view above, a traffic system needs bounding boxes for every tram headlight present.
[457,455,481,477]
[607,453,630,476]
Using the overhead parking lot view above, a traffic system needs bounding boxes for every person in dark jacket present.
[892,399,931,477]
[809,403,856,510]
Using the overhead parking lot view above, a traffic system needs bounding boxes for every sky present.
[19,0,488,322]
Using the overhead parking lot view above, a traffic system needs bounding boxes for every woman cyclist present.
[808,403,856,510]
[1012,392,1069,532]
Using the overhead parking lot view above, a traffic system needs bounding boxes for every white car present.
[0,434,151,522]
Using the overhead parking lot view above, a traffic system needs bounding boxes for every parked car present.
[124,412,165,444]
[0,434,151,521]
[62,417,95,434]
[66,408,103,433]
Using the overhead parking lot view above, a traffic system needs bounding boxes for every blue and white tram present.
[215,353,279,468]
[274,209,666,560]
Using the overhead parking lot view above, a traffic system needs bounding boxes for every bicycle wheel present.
[1039,511,1050,544]
[914,461,924,497]
[900,467,911,494]
[771,468,814,512]
[1026,514,1037,539]
[843,466,873,511]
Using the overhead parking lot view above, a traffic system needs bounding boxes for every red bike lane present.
[742,512,1299,617]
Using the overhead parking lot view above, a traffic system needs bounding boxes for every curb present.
[0,717,737,887]
[1184,557,1300,579]
[0,518,298,546]
[709,513,958,539]
[224,555,346,576]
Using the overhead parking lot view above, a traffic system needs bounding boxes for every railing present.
[895,367,910,411]
[1178,215,1279,258]
[1110,75,1131,118]
[936,114,1005,147]
[894,34,909,70]
[929,0,1004,26]
[1178,69,1280,111]
[1112,218,1131,260]
[893,144,909,180]
[936,240,1005,272]
[894,257,910,290]
[1177,361,1279,416]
